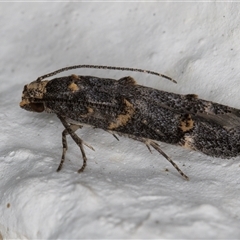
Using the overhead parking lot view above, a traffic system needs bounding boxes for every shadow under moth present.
[20,65,240,180]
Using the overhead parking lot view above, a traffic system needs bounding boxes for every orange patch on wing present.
[68,82,79,92]
[179,114,194,132]
[80,107,94,118]
[181,135,195,150]
[108,99,134,130]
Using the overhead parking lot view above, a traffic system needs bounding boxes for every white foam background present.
[1,2,240,239]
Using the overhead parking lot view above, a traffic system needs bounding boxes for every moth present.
[20,65,240,180]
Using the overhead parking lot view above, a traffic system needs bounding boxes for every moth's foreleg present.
[57,115,94,173]
[56,128,68,172]
[146,140,189,180]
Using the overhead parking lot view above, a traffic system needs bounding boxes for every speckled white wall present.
[1,2,240,239]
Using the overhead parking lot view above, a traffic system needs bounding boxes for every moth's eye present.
[30,103,44,112]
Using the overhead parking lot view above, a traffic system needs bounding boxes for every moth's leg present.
[56,128,69,172]
[126,135,189,180]
[57,125,83,172]
[145,139,189,180]
[107,130,120,141]
[57,115,94,173]
[112,133,119,141]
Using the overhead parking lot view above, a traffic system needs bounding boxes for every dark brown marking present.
[29,103,45,112]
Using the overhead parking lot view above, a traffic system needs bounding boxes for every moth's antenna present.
[36,64,177,83]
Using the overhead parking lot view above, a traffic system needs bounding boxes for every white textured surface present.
[1,2,240,239]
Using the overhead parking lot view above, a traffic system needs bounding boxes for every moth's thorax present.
[19,80,49,112]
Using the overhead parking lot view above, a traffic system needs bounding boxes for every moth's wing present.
[195,107,240,129]
[182,95,240,128]
[159,93,240,129]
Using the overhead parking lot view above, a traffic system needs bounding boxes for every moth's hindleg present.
[57,115,94,173]
[145,139,189,180]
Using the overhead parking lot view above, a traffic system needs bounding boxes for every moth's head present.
[19,80,48,112]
